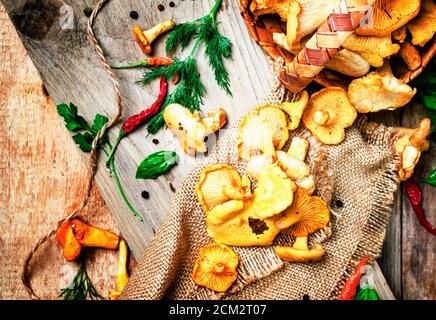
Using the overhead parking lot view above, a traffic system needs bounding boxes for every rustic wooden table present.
[0,0,434,300]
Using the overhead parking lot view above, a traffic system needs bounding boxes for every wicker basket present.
[240,0,436,90]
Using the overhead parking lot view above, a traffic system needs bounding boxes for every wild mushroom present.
[407,0,436,47]
[192,244,239,293]
[251,163,296,219]
[276,151,310,181]
[302,87,357,145]
[56,219,120,262]
[200,164,294,246]
[196,164,251,214]
[274,188,330,262]
[356,0,420,37]
[287,136,309,161]
[288,0,340,47]
[132,20,175,55]
[348,71,417,113]
[325,49,371,78]
[163,103,227,155]
[275,236,325,262]
[398,41,422,71]
[277,90,309,130]
[109,240,129,300]
[250,0,295,20]
[393,26,407,43]
[343,34,400,68]
[394,118,431,181]
[237,105,289,161]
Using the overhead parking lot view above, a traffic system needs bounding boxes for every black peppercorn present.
[129,11,139,19]
[169,1,175,7]
[141,190,150,199]
[157,4,165,11]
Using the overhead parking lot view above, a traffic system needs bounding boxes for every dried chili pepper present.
[339,256,370,300]
[404,179,436,236]
[106,77,167,166]
[110,57,172,69]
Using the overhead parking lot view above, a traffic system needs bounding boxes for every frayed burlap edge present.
[329,117,400,299]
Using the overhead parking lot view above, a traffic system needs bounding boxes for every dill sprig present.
[60,260,104,300]
[139,0,232,134]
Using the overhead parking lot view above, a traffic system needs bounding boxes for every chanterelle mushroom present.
[196,164,251,214]
[325,49,371,78]
[199,164,294,246]
[251,164,296,219]
[348,71,417,113]
[238,106,289,161]
[407,0,436,47]
[277,91,309,130]
[394,118,431,181]
[343,34,400,68]
[192,244,239,293]
[274,188,330,262]
[302,87,357,145]
[356,0,420,37]
[164,103,227,155]
[133,20,175,55]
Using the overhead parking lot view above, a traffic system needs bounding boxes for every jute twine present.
[21,0,122,299]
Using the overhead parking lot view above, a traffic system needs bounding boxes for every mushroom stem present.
[214,263,225,273]
[144,20,175,44]
[409,118,431,149]
[313,111,329,125]
[293,236,308,250]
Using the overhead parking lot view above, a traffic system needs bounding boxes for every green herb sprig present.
[136,151,178,179]
[140,0,232,134]
[57,103,143,222]
[60,260,103,300]
[422,169,436,187]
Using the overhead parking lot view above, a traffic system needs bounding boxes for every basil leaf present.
[422,169,436,187]
[354,287,379,300]
[136,151,178,179]
[57,103,91,132]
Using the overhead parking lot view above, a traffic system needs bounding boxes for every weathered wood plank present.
[369,110,402,299]
[401,104,436,300]
[0,4,124,299]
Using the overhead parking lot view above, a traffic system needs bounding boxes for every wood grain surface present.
[0,0,434,299]
[0,4,128,300]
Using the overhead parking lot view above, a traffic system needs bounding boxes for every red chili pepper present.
[404,179,436,236]
[110,57,172,69]
[106,77,167,166]
[339,256,369,300]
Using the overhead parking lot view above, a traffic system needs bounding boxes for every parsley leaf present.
[57,103,91,132]
[57,103,109,152]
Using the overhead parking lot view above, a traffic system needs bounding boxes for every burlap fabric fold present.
[122,62,401,300]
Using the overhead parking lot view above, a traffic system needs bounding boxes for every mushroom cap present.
[250,0,296,20]
[302,87,357,145]
[238,105,289,160]
[251,164,296,219]
[192,244,239,293]
[407,0,436,47]
[356,0,421,36]
[325,49,371,77]
[275,188,330,236]
[343,34,400,68]
[196,164,243,213]
[275,243,325,262]
[348,71,417,113]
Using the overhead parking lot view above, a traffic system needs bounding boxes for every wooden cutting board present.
[1,0,276,259]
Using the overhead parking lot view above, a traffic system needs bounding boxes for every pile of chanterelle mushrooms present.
[189,88,430,292]
[251,0,435,82]
[159,0,435,294]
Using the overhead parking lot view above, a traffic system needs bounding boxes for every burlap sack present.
[122,61,400,300]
